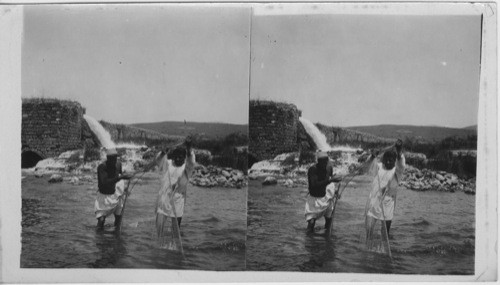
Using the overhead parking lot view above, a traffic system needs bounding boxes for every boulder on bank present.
[262,176,277,186]
[283,179,294,187]
[402,166,475,194]
[48,174,63,183]
[190,165,247,188]
[436,174,445,181]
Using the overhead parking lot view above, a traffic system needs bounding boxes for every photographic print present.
[0,1,497,283]
[247,4,481,274]
[20,4,249,270]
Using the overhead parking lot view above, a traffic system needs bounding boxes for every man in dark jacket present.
[94,148,131,229]
[305,151,341,233]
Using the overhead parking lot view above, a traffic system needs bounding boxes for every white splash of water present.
[298,117,332,151]
[116,143,147,149]
[83,114,116,149]
[34,158,66,171]
[249,160,282,172]
[330,145,362,153]
[299,117,362,153]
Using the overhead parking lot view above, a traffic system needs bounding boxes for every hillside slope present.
[131,121,247,138]
[347,125,476,142]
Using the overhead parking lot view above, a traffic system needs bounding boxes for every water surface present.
[21,174,246,270]
[247,175,475,274]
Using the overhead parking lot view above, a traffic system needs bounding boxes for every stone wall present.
[21,98,182,167]
[316,123,394,148]
[100,121,183,147]
[22,98,85,159]
[249,100,301,161]
[249,100,394,162]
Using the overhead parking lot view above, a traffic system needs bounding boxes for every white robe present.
[156,151,195,218]
[94,180,126,218]
[304,182,337,221]
[366,155,405,221]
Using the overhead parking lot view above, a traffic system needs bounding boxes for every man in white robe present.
[155,139,195,243]
[365,139,405,243]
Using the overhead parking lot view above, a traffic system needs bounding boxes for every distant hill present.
[131,121,247,138]
[347,124,477,142]
[463,125,478,131]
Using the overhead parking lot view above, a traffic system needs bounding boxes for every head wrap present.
[317,151,328,159]
[106,148,118,156]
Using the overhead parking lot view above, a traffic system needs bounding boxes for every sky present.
[250,13,482,128]
[22,4,250,124]
[22,5,482,128]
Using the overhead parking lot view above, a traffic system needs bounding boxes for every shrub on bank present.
[299,151,316,164]
[185,132,248,173]
[84,147,101,162]
[211,147,248,174]
[281,153,297,166]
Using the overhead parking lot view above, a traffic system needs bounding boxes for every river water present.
[21,174,246,270]
[21,171,475,273]
[247,175,475,274]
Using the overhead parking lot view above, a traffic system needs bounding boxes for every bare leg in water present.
[156,214,166,244]
[385,220,392,235]
[325,217,332,232]
[97,216,105,229]
[380,219,391,253]
[171,217,183,234]
[114,214,122,228]
[365,215,376,248]
[307,218,316,234]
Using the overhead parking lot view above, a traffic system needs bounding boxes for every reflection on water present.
[89,229,127,268]
[21,174,246,270]
[247,176,474,274]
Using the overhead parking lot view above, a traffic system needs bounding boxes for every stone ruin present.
[21,98,178,168]
[249,100,395,164]
[249,100,301,162]
[22,98,85,168]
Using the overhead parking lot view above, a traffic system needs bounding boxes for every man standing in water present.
[365,139,405,249]
[95,148,131,229]
[155,139,195,247]
[305,151,341,234]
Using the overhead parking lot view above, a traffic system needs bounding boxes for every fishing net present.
[359,150,405,258]
[363,213,392,256]
[155,213,183,251]
[327,157,375,237]
[154,154,186,256]
[358,157,392,257]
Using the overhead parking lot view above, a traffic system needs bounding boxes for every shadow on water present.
[299,231,338,272]
[88,227,127,268]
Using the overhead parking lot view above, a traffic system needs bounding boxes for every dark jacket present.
[97,162,122,195]
[307,163,333,198]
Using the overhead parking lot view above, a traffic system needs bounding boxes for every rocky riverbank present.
[249,151,476,194]
[248,152,359,188]
[191,165,247,189]
[402,165,476,194]
[23,148,247,189]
